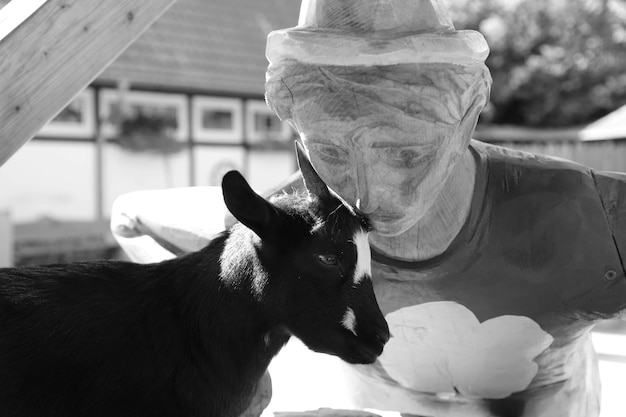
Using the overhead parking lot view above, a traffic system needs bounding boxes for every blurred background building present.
[0,0,300,265]
[0,0,625,266]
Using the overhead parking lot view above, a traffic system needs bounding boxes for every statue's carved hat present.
[266,0,490,67]
[265,0,492,127]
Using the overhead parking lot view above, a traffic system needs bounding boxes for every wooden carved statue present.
[111,0,626,416]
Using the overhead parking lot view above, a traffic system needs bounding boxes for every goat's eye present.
[317,254,338,266]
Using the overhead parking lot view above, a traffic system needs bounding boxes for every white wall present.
[193,146,246,187]
[0,141,97,223]
[0,140,296,225]
[0,210,13,266]
[193,146,298,194]
[101,144,191,218]
[247,150,296,194]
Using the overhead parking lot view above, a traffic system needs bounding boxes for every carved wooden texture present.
[0,0,177,167]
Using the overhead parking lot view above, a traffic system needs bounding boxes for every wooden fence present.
[475,126,626,173]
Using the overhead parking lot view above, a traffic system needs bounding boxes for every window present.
[38,89,96,138]
[245,100,293,144]
[99,89,189,142]
[192,97,243,143]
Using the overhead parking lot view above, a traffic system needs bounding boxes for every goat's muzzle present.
[349,319,390,364]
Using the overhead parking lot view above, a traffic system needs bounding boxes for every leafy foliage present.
[447,0,626,127]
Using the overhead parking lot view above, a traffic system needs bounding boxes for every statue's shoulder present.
[592,169,626,266]
[469,140,596,198]
[470,139,626,194]
[470,140,626,274]
[469,140,591,175]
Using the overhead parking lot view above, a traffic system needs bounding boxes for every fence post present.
[0,209,13,267]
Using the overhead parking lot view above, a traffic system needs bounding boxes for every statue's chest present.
[365,186,626,400]
[370,257,559,322]
[368,260,560,399]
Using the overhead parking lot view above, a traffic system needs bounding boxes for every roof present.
[580,105,626,141]
[97,0,301,97]
[475,104,626,144]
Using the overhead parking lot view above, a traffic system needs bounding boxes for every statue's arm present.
[110,172,304,263]
[110,186,227,263]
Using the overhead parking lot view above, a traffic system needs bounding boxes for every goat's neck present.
[161,230,290,382]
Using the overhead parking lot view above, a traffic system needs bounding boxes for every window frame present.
[191,96,243,144]
[98,89,189,142]
[245,99,293,144]
[38,89,96,139]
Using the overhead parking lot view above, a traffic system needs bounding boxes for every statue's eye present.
[389,148,420,168]
[314,144,350,166]
[317,254,338,266]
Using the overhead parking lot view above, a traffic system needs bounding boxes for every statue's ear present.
[295,141,331,200]
[459,94,488,146]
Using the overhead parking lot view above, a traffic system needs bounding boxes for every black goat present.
[0,144,389,417]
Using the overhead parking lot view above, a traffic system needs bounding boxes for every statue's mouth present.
[369,214,409,236]
[371,213,404,223]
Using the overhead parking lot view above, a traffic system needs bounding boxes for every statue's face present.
[296,108,468,237]
[277,64,489,237]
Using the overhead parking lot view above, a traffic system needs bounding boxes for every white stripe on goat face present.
[342,308,357,336]
[352,230,371,285]
[341,230,371,336]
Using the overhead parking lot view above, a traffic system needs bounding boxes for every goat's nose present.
[368,320,390,349]
[376,330,390,346]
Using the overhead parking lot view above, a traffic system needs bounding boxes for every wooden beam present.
[0,0,178,167]
[0,1,48,41]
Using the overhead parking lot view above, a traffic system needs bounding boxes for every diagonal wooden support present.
[0,0,178,167]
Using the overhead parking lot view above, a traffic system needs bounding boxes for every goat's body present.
[0,229,288,417]
[0,153,389,416]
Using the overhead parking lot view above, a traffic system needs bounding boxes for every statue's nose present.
[355,165,376,213]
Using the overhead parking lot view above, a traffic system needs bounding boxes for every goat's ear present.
[295,141,331,200]
[222,171,279,239]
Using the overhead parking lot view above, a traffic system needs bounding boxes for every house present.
[579,104,626,142]
[0,0,301,225]
[0,0,300,265]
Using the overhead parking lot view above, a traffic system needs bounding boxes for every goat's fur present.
[0,143,389,417]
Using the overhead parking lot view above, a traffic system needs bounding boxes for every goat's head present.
[221,142,389,364]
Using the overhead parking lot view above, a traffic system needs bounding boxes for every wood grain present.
[0,0,177,167]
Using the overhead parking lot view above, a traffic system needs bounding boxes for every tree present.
[447,0,626,127]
